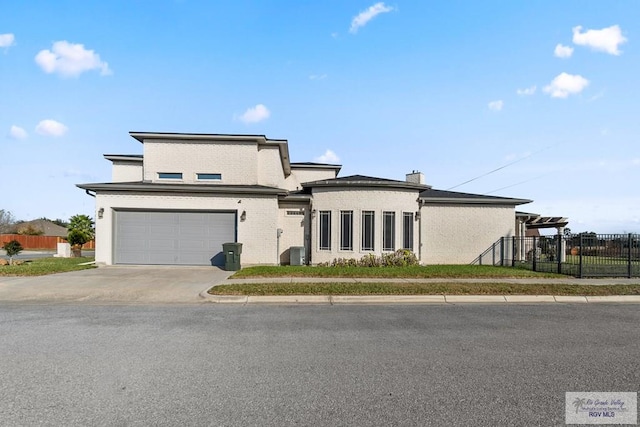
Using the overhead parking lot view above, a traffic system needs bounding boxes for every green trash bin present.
[222,242,242,271]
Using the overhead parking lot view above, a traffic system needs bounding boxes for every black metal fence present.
[474,233,640,278]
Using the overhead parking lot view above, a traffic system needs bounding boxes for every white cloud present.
[488,100,503,111]
[349,2,394,34]
[35,41,112,77]
[8,125,27,140]
[516,85,536,96]
[572,25,627,55]
[309,74,327,80]
[236,104,270,124]
[35,119,68,137]
[543,72,589,98]
[554,43,574,58]
[0,33,15,48]
[314,149,340,163]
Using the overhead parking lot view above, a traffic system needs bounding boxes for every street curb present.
[199,291,640,305]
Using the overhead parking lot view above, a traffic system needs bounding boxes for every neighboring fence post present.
[557,235,562,274]
[579,234,583,279]
[628,233,633,279]
[532,236,537,272]
[512,237,516,267]
[492,242,495,266]
[500,237,505,266]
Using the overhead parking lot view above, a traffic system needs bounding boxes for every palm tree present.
[572,397,586,414]
[67,214,95,257]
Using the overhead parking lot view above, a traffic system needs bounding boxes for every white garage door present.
[114,211,236,266]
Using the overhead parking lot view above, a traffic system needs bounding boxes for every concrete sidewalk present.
[200,276,640,304]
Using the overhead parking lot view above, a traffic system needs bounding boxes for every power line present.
[445,143,560,191]
[486,174,548,194]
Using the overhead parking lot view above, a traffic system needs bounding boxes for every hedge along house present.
[77,132,532,266]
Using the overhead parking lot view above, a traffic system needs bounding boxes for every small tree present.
[2,240,23,265]
[67,214,95,257]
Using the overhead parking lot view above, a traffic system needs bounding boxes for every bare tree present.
[0,209,16,234]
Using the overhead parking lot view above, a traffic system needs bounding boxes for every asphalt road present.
[1,304,638,426]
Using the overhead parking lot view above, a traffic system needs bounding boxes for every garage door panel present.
[114,211,236,266]
[148,238,178,250]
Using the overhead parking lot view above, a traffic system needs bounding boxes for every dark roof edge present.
[420,197,532,206]
[104,154,143,162]
[290,162,342,170]
[76,182,288,196]
[302,179,429,191]
[129,132,280,143]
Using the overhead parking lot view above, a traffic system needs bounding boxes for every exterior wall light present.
[98,208,104,219]
[240,210,246,221]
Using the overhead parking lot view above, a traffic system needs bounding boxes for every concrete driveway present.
[0,266,233,304]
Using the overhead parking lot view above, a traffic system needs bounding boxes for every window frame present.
[319,211,331,251]
[157,172,183,180]
[339,210,353,251]
[196,173,222,181]
[361,210,375,251]
[403,212,414,250]
[382,211,396,252]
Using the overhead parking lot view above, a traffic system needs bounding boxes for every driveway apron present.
[0,266,233,304]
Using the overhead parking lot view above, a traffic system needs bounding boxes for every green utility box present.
[222,242,243,271]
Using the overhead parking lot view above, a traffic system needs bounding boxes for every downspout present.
[417,199,423,262]
[85,190,96,198]
[276,228,283,265]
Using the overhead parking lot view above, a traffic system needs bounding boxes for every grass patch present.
[231,265,564,279]
[0,257,96,276]
[209,282,640,296]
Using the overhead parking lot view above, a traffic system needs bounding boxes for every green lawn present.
[0,257,96,276]
[231,264,564,279]
[209,282,640,296]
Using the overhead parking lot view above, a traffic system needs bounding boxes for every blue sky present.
[1,1,638,234]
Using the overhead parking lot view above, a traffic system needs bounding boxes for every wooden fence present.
[0,234,95,250]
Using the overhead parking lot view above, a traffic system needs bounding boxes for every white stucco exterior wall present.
[277,203,309,264]
[257,145,286,188]
[93,192,279,265]
[143,140,259,184]
[111,161,143,182]
[420,204,515,264]
[309,187,420,264]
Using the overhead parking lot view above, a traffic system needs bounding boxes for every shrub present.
[322,250,419,268]
[17,224,44,235]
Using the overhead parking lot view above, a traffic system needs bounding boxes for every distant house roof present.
[419,188,531,206]
[301,174,430,191]
[16,219,67,237]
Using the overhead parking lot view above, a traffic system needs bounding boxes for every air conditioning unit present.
[290,246,305,266]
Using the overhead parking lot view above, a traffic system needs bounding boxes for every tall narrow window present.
[383,211,395,251]
[319,211,331,250]
[362,211,375,251]
[340,211,353,251]
[403,212,414,250]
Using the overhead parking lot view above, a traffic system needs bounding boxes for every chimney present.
[406,170,425,185]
